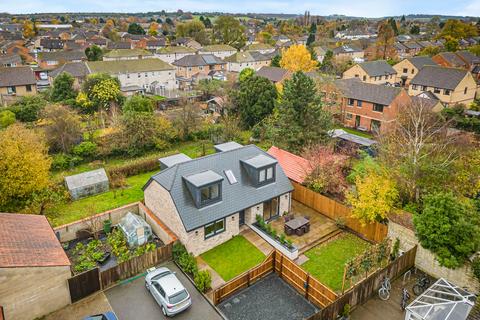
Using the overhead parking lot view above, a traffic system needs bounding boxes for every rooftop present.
[159,153,192,169]
[104,48,153,59]
[336,78,403,105]
[358,60,396,76]
[200,44,237,52]
[87,58,174,73]
[0,213,70,268]
[0,66,36,87]
[411,65,470,90]
[156,46,197,54]
[65,168,108,190]
[267,146,311,184]
[214,141,243,152]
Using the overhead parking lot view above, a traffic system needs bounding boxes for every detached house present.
[155,46,198,64]
[86,59,177,95]
[37,50,87,69]
[336,78,410,133]
[393,56,437,86]
[173,54,226,80]
[199,44,237,59]
[225,51,270,72]
[343,60,397,85]
[333,45,364,63]
[0,66,37,100]
[143,144,293,256]
[409,66,477,106]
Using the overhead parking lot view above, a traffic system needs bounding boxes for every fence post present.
[305,273,310,300]
[279,253,283,277]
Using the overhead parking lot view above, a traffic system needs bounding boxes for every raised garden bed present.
[252,215,298,260]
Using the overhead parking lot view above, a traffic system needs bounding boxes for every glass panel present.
[210,184,219,199]
[259,169,266,182]
[201,187,210,201]
[205,223,215,237]
[215,219,225,233]
[169,290,188,304]
[266,167,273,180]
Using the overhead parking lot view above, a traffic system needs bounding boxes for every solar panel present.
[224,170,238,184]
[203,55,217,65]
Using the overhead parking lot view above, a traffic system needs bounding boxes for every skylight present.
[224,170,237,184]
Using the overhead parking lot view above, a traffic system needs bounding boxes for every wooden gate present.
[68,267,101,303]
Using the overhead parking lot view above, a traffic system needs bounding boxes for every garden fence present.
[67,243,173,302]
[309,245,418,320]
[291,181,388,243]
[212,249,338,308]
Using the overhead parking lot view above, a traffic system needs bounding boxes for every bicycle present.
[413,274,430,296]
[378,276,391,300]
[400,288,410,310]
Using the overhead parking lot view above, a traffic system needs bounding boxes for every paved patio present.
[44,292,113,320]
[269,200,340,251]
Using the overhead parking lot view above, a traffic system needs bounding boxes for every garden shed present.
[405,278,475,320]
[65,168,109,200]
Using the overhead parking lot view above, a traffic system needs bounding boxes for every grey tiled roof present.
[406,56,437,70]
[436,52,467,68]
[256,66,290,83]
[159,153,192,169]
[39,50,86,62]
[173,54,225,67]
[411,66,469,90]
[214,141,243,152]
[336,78,402,106]
[50,61,89,78]
[145,145,293,231]
[0,66,35,87]
[359,60,396,77]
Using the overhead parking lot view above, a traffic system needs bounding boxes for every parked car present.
[83,311,118,320]
[145,267,192,316]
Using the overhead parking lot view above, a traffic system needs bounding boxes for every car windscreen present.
[168,290,188,304]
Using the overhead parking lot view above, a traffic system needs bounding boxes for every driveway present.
[105,261,224,320]
[218,273,317,320]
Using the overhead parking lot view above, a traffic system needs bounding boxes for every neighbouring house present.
[65,168,109,200]
[403,41,422,56]
[393,56,437,86]
[143,144,293,256]
[0,213,71,320]
[0,53,21,67]
[224,51,270,72]
[173,38,202,50]
[335,78,410,133]
[86,58,178,95]
[172,54,226,80]
[408,66,477,106]
[199,44,237,59]
[312,46,327,63]
[37,50,87,69]
[343,60,397,85]
[155,46,198,64]
[333,45,364,63]
[106,41,133,50]
[103,48,154,61]
[0,66,37,102]
[256,66,292,84]
[144,39,166,51]
[394,42,409,59]
[48,61,90,89]
[267,146,312,184]
[433,52,468,69]
[244,43,276,55]
[38,38,65,51]
[455,50,480,71]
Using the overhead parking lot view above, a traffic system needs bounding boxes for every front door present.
[355,115,361,128]
[239,210,245,226]
[263,197,279,221]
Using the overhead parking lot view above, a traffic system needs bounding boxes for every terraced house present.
[408,65,477,106]
[224,51,271,72]
[393,56,437,86]
[199,44,237,59]
[143,143,293,256]
[102,48,154,61]
[343,60,397,85]
[86,58,177,95]
[155,46,198,64]
[173,54,226,80]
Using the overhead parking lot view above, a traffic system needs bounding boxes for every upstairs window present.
[444,89,451,96]
[403,68,408,73]
[357,100,363,107]
[348,98,355,106]
[465,87,468,95]
[421,85,427,91]
[362,75,366,81]
[412,84,418,90]
[258,166,275,185]
[200,183,220,205]
[373,104,384,112]
[434,87,441,94]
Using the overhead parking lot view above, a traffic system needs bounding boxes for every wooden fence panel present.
[291,182,387,243]
[317,246,417,320]
[100,243,173,289]
[68,268,101,303]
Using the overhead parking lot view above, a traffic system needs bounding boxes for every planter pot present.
[250,223,299,260]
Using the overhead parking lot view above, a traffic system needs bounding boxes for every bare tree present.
[175,98,202,140]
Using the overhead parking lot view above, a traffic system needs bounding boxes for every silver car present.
[145,267,192,317]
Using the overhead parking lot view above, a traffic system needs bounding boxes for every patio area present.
[269,200,340,251]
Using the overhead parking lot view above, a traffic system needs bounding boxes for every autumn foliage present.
[280,44,317,72]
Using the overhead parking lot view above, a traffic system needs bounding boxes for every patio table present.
[285,217,310,233]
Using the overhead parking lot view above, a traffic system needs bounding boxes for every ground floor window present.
[204,219,225,239]
[7,86,16,94]
[371,120,381,133]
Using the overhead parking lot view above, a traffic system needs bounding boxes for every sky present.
[0,0,479,18]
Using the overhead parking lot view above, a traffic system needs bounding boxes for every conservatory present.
[405,278,476,320]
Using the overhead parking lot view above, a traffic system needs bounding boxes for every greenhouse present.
[65,168,109,200]
[118,212,153,247]
[405,278,475,320]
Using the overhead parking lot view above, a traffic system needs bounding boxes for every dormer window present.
[201,183,220,204]
[183,170,223,208]
[241,154,277,187]
[258,166,275,185]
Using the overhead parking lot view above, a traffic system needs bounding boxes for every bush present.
[194,270,212,293]
[51,153,83,170]
[8,95,47,122]
[0,110,15,128]
[173,242,198,276]
[73,141,98,158]
[107,157,159,178]
[472,257,480,281]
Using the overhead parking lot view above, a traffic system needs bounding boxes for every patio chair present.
[304,225,310,233]
[285,226,293,236]
[304,216,310,221]
[295,228,304,236]
[284,215,291,222]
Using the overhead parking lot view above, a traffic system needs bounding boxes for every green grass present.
[301,233,370,292]
[46,170,158,227]
[336,126,374,139]
[200,235,266,281]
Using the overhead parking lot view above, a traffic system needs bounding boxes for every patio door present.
[239,210,245,226]
[263,197,279,221]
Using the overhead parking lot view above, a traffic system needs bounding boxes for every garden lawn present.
[46,170,158,227]
[200,235,266,281]
[301,233,370,292]
[336,126,373,139]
